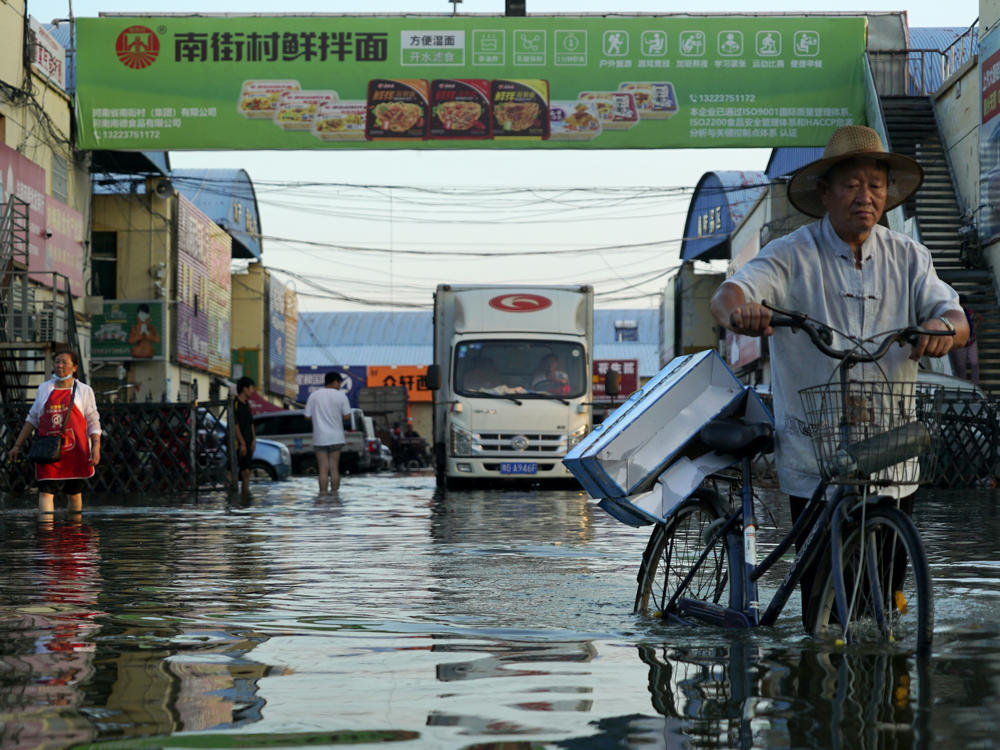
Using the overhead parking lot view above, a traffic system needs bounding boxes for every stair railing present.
[0,198,31,403]
[941,20,979,82]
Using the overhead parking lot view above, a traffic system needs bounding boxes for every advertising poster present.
[980,26,1000,243]
[284,286,299,400]
[0,144,84,296]
[176,194,232,375]
[366,365,432,402]
[593,359,639,402]
[75,15,866,150]
[296,365,367,406]
[91,300,165,360]
[268,275,287,396]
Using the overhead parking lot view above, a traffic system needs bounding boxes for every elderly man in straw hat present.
[710,125,968,616]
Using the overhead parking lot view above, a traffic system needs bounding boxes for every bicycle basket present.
[799,381,940,486]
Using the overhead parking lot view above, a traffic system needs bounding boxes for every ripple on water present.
[0,475,997,747]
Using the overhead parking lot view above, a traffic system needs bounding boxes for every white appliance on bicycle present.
[564,349,772,525]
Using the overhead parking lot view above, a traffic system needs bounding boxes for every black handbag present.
[27,435,62,463]
[27,381,77,464]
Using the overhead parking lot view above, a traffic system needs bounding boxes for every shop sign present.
[593,358,638,402]
[176,195,232,376]
[366,365,432,402]
[29,17,67,89]
[296,365,367,406]
[980,27,1000,243]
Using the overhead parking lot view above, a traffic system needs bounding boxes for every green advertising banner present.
[75,15,867,150]
[91,300,166,361]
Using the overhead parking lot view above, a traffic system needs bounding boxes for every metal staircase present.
[881,96,1000,389]
[0,197,84,402]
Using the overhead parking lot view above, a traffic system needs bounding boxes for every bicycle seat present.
[699,418,773,458]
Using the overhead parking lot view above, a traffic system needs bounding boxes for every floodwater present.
[1,473,998,749]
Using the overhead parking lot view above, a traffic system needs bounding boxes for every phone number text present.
[689,94,757,103]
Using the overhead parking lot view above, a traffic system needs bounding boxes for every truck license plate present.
[500,462,537,475]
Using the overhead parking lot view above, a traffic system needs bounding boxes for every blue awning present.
[681,171,769,261]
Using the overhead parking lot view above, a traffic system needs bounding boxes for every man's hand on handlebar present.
[911,317,956,361]
[728,302,774,337]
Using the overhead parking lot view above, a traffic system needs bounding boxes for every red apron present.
[35,387,94,481]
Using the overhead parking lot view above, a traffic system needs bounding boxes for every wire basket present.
[799,380,940,486]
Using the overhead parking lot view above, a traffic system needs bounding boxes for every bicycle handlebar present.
[761,301,953,364]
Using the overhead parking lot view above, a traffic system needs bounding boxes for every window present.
[454,339,587,398]
[614,319,638,342]
[51,153,69,204]
[91,231,117,299]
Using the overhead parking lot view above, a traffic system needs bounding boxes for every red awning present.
[248,390,283,415]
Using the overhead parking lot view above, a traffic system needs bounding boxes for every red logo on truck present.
[488,294,552,313]
[116,26,160,69]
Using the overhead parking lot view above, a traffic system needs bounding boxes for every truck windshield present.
[454,340,587,398]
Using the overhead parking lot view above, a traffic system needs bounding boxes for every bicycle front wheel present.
[809,506,933,655]
[635,489,739,617]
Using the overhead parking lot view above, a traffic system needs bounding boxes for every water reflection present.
[1,517,100,749]
[637,642,931,749]
[0,508,295,747]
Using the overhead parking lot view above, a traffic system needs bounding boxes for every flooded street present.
[1,473,999,749]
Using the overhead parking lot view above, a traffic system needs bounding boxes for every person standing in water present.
[7,350,102,514]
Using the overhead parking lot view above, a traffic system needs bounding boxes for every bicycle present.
[634,304,956,656]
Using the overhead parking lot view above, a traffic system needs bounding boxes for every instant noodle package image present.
[237,80,301,120]
[577,91,639,130]
[273,90,339,131]
[367,79,429,140]
[549,100,602,141]
[312,101,367,141]
[619,82,679,119]
[491,79,550,140]
[430,79,491,140]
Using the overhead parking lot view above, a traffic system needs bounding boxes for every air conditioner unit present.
[39,303,67,343]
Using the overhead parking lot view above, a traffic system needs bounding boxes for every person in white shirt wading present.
[304,371,352,495]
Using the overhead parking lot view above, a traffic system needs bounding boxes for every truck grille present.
[476,432,565,454]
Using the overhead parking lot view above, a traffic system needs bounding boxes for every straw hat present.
[787,125,924,218]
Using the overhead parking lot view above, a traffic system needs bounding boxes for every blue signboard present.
[296,365,367,407]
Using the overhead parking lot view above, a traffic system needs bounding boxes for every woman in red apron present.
[7,350,102,514]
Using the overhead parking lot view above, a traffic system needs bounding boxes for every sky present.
[26,0,984,311]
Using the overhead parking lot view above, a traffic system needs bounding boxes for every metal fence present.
[746,385,998,490]
[922,387,1000,488]
[0,399,237,497]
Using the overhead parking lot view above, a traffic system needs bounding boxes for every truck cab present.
[429,284,594,488]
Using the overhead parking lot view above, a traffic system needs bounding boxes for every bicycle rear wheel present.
[809,505,933,655]
[635,488,739,617]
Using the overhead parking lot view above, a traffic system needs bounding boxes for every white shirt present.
[727,216,960,497]
[27,378,102,435]
[304,386,352,447]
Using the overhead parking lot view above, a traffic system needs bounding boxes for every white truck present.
[427,284,596,488]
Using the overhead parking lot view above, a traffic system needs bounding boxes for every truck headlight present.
[450,423,475,457]
[568,424,588,450]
